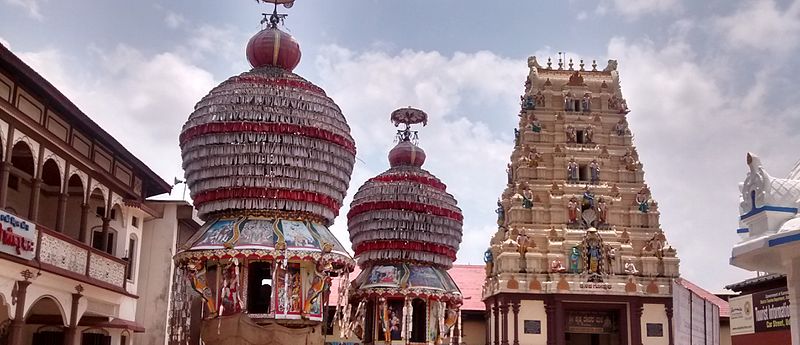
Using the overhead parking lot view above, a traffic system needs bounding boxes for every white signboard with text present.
[0,211,37,260]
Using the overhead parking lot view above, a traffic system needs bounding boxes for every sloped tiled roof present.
[676,278,730,318]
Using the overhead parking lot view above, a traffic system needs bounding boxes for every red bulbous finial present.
[246,27,301,71]
[388,141,426,167]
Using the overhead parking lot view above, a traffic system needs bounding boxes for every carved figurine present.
[565,125,577,143]
[524,77,532,92]
[514,128,520,146]
[567,158,579,183]
[624,259,639,275]
[614,119,627,136]
[568,197,580,223]
[484,248,494,276]
[496,199,505,226]
[621,149,638,171]
[580,228,608,278]
[582,93,591,113]
[582,186,595,209]
[534,90,546,107]
[530,115,542,133]
[636,186,651,213]
[644,230,668,258]
[584,126,594,144]
[517,232,531,255]
[521,94,535,110]
[564,92,574,111]
[596,197,608,225]
[187,259,217,316]
[550,259,567,273]
[528,147,542,167]
[522,188,534,209]
[589,159,600,185]
[506,163,514,184]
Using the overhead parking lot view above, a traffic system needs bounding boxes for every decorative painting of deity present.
[274,263,303,318]
[236,218,275,247]
[408,266,445,290]
[303,269,324,321]
[217,261,242,316]
[380,300,404,341]
[364,264,405,288]
[278,220,319,249]
[194,219,236,247]
[309,223,347,253]
[439,271,459,292]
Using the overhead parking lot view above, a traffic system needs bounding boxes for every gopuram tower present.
[169,2,356,345]
[482,57,680,345]
[340,108,464,345]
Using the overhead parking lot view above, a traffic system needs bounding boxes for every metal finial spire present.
[261,3,288,29]
[391,107,428,144]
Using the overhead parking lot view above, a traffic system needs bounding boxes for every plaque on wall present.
[566,311,617,334]
[646,323,664,337]
[523,320,541,334]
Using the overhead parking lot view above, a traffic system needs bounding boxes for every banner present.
[753,288,790,332]
[0,211,36,260]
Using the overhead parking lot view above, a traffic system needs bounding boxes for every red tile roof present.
[676,278,730,318]
[328,265,487,311]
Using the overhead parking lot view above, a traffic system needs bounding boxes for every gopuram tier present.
[483,57,680,345]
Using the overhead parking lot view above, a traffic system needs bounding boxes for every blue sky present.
[2,0,800,292]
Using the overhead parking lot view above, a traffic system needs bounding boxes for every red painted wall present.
[732,330,791,345]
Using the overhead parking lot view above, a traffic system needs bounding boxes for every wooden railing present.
[35,224,127,289]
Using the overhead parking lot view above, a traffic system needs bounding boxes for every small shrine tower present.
[482,57,680,345]
[341,108,464,345]
[169,2,356,345]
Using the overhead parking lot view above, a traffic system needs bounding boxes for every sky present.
[1,0,799,292]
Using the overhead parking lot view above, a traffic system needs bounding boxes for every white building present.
[730,153,800,345]
[0,42,200,345]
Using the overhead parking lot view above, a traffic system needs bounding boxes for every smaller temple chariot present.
[338,108,465,345]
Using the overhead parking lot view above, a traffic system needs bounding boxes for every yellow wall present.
[462,318,486,345]
[517,300,547,345]
[720,320,731,345]
[641,303,669,345]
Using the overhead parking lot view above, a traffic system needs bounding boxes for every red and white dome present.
[180,27,356,225]
[347,108,463,269]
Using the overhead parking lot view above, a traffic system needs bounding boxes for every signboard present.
[730,294,754,335]
[566,311,617,334]
[0,211,37,260]
[523,320,541,334]
[754,288,790,332]
[646,323,663,337]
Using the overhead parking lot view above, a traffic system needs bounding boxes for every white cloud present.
[714,0,800,54]
[3,0,42,20]
[607,36,800,290]
[597,0,680,18]
[315,46,524,262]
[576,11,588,21]
[12,44,217,183]
[165,12,186,29]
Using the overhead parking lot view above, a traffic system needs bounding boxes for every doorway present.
[566,332,620,345]
[564,310,621,345]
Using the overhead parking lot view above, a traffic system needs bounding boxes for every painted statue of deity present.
[567,197,580,223]
[484,248,494,276]
[521,95,535,110]
[621,149,638,171]
[614,118,627,136]
[567,158,579,183]
[589,159,600,185]
[514,128,520,146]
[582,187,595,209]
[534,90,545,107]
[596,197,608,225]
[528,147,542,167]
[584,126,594,144]
[530,115,542,133]
[636,186,651,213]
[581,228,608,279]
[564,92,575,111]
[187,259,217,316]
[582,93,592,113]
[522,189,534,209]
[496,199,506,226]
[303,259,332,316]
[569,246,581,272]
[565,125,577,143]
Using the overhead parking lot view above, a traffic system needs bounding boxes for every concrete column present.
[500,299,509,345]
[485,302,491,345]
[554,300,564,345]
[7,280,31,345]
[28,178,41,222]
[511,299,520,345]
[64,292,82,345]
[55,193,68,232]
[78,203,90,244]
[0,162,10,209]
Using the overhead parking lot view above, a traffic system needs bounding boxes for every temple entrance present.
[564,310,621,345]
